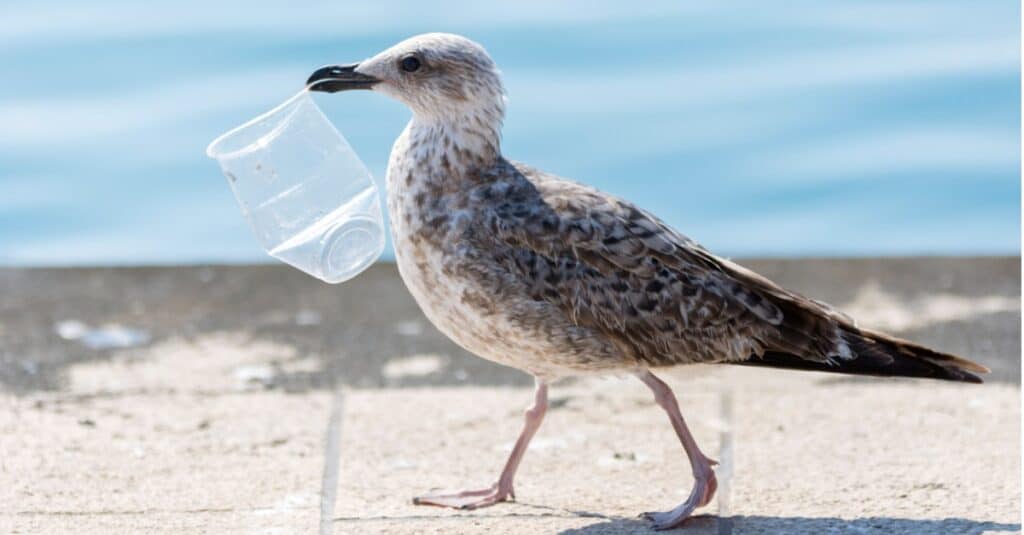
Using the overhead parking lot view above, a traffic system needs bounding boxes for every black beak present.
[306,63,379,93]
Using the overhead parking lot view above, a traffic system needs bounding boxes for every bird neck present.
[386,111,504,244]
[406,108,503,179]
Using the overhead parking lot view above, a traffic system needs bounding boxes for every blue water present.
[1,1,1019,265]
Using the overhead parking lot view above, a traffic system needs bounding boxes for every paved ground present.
[0,258,1020,534]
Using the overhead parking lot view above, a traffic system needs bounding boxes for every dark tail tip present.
[737,343,987,384]
[941,366,985,384]
[845,328,988,383]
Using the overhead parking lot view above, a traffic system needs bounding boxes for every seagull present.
[307,33,988,529]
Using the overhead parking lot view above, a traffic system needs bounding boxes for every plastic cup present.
[206,90,384,283]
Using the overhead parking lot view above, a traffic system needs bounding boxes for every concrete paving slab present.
[1,258,1018,394]
[329,369,1019,534]
[2,332,331,534]
[0,258,1019,533]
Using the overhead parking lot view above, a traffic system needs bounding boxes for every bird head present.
[307,33,506,123]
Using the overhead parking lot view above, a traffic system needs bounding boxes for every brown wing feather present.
[472,160,848,367]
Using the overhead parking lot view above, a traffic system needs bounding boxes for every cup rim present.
[205,88,311,159]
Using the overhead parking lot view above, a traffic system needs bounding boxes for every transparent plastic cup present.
[206,90,384,283]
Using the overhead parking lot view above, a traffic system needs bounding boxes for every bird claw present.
[641,506,699,530]
[640,468,718,530]
[412,482,513,510]
[641,509,691,531]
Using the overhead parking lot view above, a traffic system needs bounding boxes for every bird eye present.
[400,56,421,73]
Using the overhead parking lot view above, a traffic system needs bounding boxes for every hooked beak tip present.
[306,63,379,93]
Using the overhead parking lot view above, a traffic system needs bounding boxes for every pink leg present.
[636,370,718,530]
[413,377,548,509]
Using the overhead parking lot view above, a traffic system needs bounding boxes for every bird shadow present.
[558,514,1021,534]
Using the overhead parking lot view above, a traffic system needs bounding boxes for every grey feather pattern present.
[459,159,850,367]
[375,33,986,382]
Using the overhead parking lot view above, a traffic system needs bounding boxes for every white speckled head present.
[309,33,506,123]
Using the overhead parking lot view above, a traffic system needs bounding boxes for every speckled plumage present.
[356,34,986,383]
[310,32,988,527]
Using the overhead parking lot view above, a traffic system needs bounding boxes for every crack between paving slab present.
[717,387,734,535]
[9,506,319,516]
[319,385,345,535]
[27,387,271,407]
[332,510,617,523]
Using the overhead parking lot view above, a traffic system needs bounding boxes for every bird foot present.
[641,467,718,530]
[412,482,513,510]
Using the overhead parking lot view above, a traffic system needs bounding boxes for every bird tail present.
[740,327,989,383]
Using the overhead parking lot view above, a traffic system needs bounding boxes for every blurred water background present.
[0,1,1019,265]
